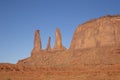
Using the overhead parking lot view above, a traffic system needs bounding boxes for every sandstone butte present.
[0,15,120,80]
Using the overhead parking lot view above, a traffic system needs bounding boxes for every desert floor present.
[0,64,120,80]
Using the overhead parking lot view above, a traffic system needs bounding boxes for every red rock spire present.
[34,30,42,50]
[46,36,51,50]
[53,28,66,50]
[31,30,42,56]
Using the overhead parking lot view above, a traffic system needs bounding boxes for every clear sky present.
[0,0,120,64]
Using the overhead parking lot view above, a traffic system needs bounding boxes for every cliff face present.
[17,15,120,67]
[70,15,120,50]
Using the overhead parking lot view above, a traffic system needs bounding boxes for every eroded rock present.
[17,15,120,67]
[70,15,120,50]
[53,28,66,50]
[31,30,42,56]
[46,36,51,50]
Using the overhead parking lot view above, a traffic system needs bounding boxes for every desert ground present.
[0,64,120,80]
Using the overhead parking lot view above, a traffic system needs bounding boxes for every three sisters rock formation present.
[17,15,120,67]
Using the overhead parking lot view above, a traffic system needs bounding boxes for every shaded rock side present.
[46,36,51,50]
[70,15,120,50]
[53,28,66,50]
[31,30,42,56]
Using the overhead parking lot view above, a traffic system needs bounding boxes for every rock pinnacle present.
[53,28,66,50]
[46,36,51,50]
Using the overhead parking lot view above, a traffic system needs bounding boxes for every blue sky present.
[0,0,120,64]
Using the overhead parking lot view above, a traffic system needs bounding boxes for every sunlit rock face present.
[46,36,51,51]
[31,30,42,56]
[70,15,120,50]
[53,28,66,50]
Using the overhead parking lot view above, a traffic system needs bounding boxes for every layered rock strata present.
[70,15,120,50]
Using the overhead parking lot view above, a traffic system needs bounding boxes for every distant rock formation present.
[31,30,42,56]
[53,28,66,50]
[46,36,51,50]
[17,15,120,67]
[70,15,120,50]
